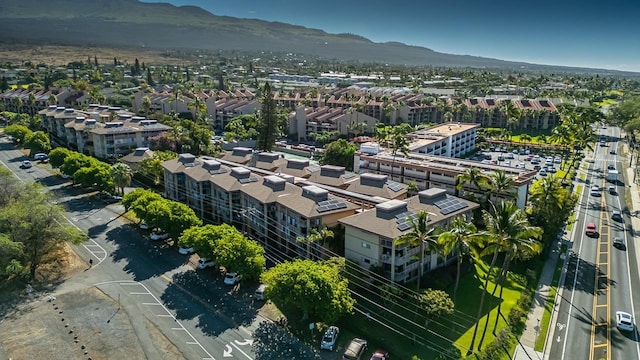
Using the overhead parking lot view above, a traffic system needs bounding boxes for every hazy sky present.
[142,0,640,72]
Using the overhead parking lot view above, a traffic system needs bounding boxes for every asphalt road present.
[0,138,263,360]
[549,127,640,360]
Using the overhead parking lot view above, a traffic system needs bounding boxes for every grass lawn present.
[534,246,566,351]
[332,256,533,360]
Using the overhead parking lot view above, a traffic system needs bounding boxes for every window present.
[361,242,371,249]
[363,258,371,264]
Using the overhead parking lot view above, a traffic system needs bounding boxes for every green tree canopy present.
[4,124,32,144]
[138,150,178,185]
[48,147,72,168]
[60,152,97,178]
[416,288,454,326]
[211,227,265,281]
[24,131,51,155]
[73,162,113,192]
[111,162,133,195]
[123,189,163,221]
[319,139,357,170]
[261,259,355,324]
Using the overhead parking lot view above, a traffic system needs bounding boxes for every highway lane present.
[0,139,261,360]
[549,126,640,360]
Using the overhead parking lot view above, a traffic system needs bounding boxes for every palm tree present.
[297,227,334,260]
[486,170,517,206]
[456,167,488,199]
[396,211,438,291]
[389,132,409,173]
[48,94,57,106]
[476,202,542,347]
[443,111,454,123]
[438,216,478,301]
[111,162,133,195]
[499,100,521,139]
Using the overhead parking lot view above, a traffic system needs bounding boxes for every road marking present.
[172,327,186,331]
[157,314,173,317]
[143,303,162,306]
[129,292,151,295]
[229,341,253,360]
[186,341,199,345]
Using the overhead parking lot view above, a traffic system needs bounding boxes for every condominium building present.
[162,154,359,256]
[405,122,480,158]
[354,150,536,209]
[288,106,378,142]
[38,104,171,158]
[339,188,479,283]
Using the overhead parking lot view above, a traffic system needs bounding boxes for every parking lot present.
[469,145,568,179]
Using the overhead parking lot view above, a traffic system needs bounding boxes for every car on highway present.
[616,311,635,332]
[600,140,606,147]
[178,246,195,255]
[224,272,242,285]
[613,237,625,249]
[343,338,368,360]
[320,325,340,351]
[611,210,623,222]
[197,258,216,269]
[20,160,32,169]
[150,231,169,241]
[610,148,616,155]
[608,186,616,195]
[369,349,389,360]
[607,164,616,170]
[585,223,597,237]
[590,185,600,197]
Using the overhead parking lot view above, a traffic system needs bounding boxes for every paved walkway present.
[515,141,640,360]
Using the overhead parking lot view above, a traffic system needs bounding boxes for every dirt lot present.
[0,44,190,67]
[0,244,182,360]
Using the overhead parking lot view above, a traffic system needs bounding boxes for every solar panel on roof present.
[387,181,404,192]
[397,222,412,231]
[435,197,468,215]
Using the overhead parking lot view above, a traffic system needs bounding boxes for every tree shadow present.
[562,254,600,295]
[104,225,188,282]
[160,270,259,337]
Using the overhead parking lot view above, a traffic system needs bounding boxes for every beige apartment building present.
[339,188,479,283]
[162,154,359,257]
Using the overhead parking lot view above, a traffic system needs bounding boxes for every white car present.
[21,160,33,169]
[553,157,562,164]
[197,258,216,269]
[150,231,169,241]
[590,185,601,197]
[139,222,149,230]
[33,153,49,160]
[320,325,340,351]
[616,311,635,331]
[224,272,242,285]
[539,169,548,176]
[178,246,195,255]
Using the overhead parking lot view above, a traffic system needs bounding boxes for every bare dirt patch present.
[0,44,190,66]
[0,286,182,360]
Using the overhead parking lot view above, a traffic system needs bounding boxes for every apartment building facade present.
[339,188,479,283]
[162,155,359,257]
[405,122,480,158]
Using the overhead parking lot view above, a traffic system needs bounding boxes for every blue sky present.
[143,0,640,72]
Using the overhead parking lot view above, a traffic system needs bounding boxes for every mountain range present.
[0,0,631,74]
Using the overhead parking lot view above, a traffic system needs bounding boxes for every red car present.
[585,222,597,236]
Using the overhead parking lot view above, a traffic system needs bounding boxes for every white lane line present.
[230,341,253,360]
[172,327,186,331]
[143,303,163,306]
[135,282,216,360]
[157,314,173,318]
[129,292,151,295]
[186,341,198,345]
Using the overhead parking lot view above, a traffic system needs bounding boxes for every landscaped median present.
[534,245,567,351]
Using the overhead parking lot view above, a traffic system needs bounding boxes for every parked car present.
[506,153,514,159]
[60,172,71,179]
[197,258,216,269]
[616,311,635,331]
[611,210,623,222]
[33,153,48,160]
[369,349,389,360]
[254,284,267,301]
[99,192,123,204]
[585,222,597,237]
[224,272,242,285]
[320,325,340,351]
[139,222,149,230]
[343,338,368,360]
[178,246,195,255]
[20,160,32,169]
[150,231,170,241]
[613,237,625,249]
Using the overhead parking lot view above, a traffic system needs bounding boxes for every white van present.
[255,284,267,301]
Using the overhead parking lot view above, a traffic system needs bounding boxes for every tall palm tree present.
[111,162,133,195]
[142,95,152,116]
[456,167,488,199]
[474,202,542,348]
[438,216,478,301]
[396,211,439,291]
[297,227,334,260]
[499,100,521,140]
[389,132,409,173]
[486,170,517,206]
